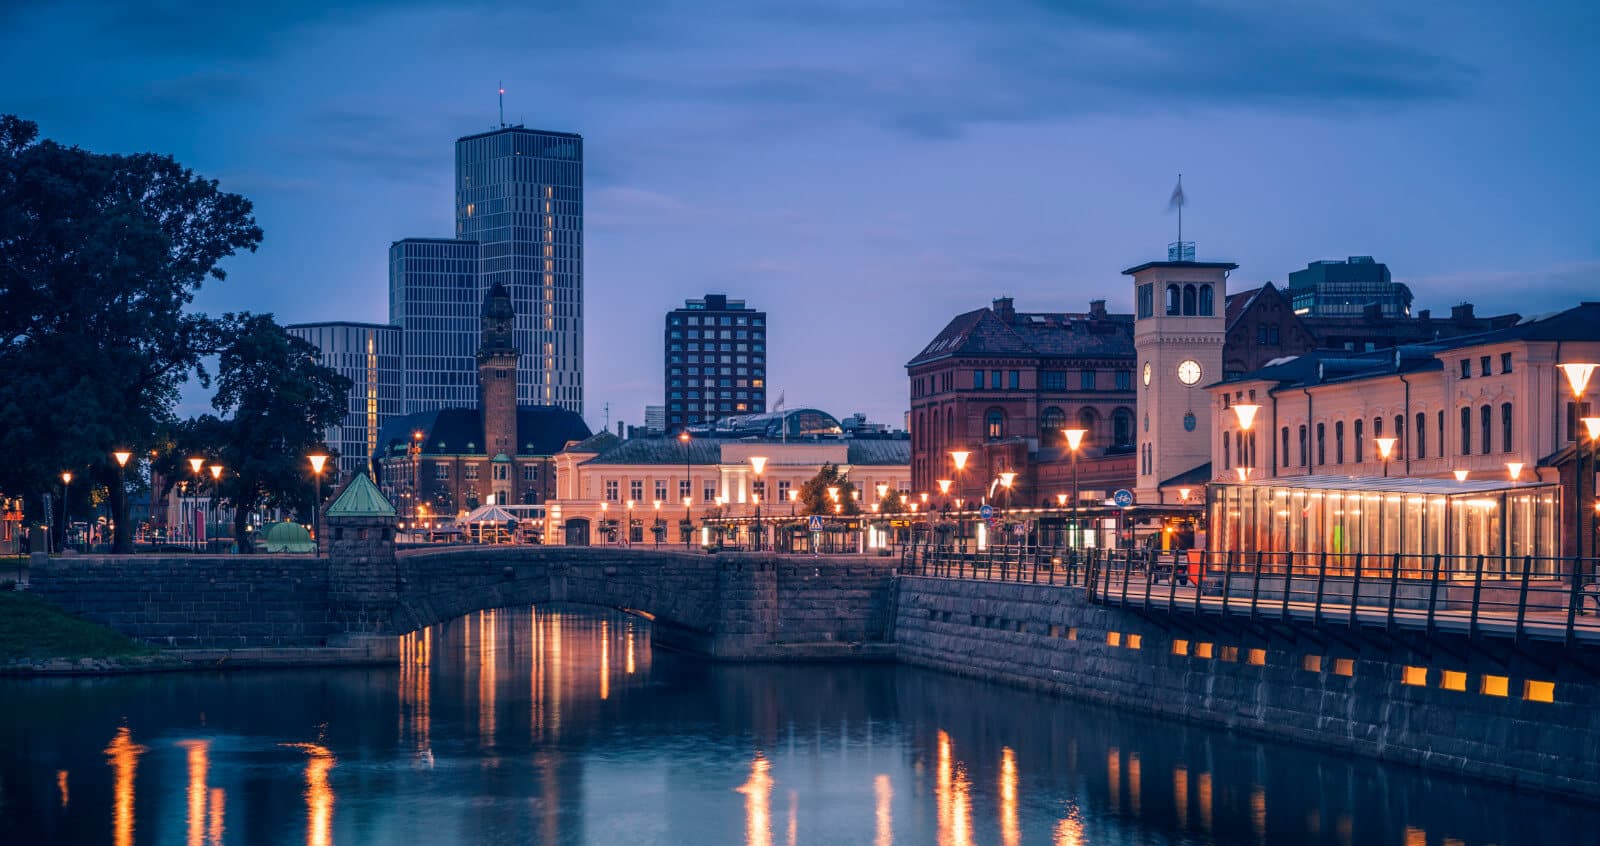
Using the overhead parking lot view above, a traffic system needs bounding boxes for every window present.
[1502,402,1513,452]
[1416,412,1426,459]
[1040,407,1066,444]
[523,465,536,481]
[1172,639,1189,655]
[1480,404,1491,455]
[1114,370,1132,391]
[464,464,479,481]
[1042,371,1066,391]
[1223,432,1230,470]
[1460,359,1471,378]
[1008,370,1020,390]
[991,370,1003,390]
[1182,284,1198,315]
[1298,425,1308,466]
[1479,356,1491,377]
[1317,423,1326,465]
[1112,410,1134,449]
[1247,648,1266,666]
[985,408,1006,440]
[1268,325,1280,344]
[1256,325,1267,344]
[703,482,716,503]
[1441,670,1467,692]
[1081,370,1096,390]
[1501,352,1513,373]
[1302,655,1322,673]
[1481,675,1509,697]
[1333,658,1355,677]
[1523,680,1555,702]
[1437,410,1446,458]
[1335,421,1344,464]
[1137,283,1154,318]
[1460,407,1472,455]
[1199,284,1214,316]
[605,479,619,501]
[1354,419,1363,463]
[1395,415,1405,459]
[1281,427,1289,465]
[436,463,449,480]
[973,371,983,390]
[1402,666,1428,687]
[776,479,790,502]
[679,479,691,501]
[655,480,668,501]
[1166,284,1180,315]
[630,480,644,501]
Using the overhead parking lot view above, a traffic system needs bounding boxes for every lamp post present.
[681,496,693,548]
[206,464,224,552]
[187,457,204,550]
[112,450,132,550]
[679,431,693,545]
[653,499,663,547]
[600,501,609,545]
[1061,428,1088,550]
[1232,403,1261,476]
[410,430,424,525]
[1559,362,1597,560]
[1454,469,1469,482]
[308,453,329,558]
[749,456,767,552]
[997,471,1016,543]
[1374,437,1397,478]
[788,488,798,516]
[1585,416,1600,560]
[59,471,72,551]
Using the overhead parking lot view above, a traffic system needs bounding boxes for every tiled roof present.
[846,439,912,466]
[563,430,621,454]
[325,472,396,517]
[580,437,911,467]
[908,306,1134,367]
[375,406,592,460]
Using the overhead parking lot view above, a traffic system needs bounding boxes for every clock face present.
[1177,359,1202,386]
[1142,362,1152,386]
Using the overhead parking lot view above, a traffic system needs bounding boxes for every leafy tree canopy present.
[0,115,262,549]
[798,463,859,516]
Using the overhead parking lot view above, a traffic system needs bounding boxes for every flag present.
[1168,175,1185,211]
[773,390,785,411]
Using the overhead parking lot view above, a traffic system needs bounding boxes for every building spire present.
[498,81,505,127]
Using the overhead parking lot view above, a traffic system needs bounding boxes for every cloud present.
[1406,260,1600,316]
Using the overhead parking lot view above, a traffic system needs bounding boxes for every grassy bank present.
[0,591,155,661]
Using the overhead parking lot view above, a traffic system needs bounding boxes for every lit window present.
[1247,648,1266,666]
[1302,655,1322,673]
[1481,675,1509,697]
[1196,642,1214,659]
[1067,627,1078,640]
[1402,666,1428,686]
[1333,658,1355,677]
[1523,680,1555,702]
[1127,634,1142,650]
[1440,670,1467,692]
[1107,631,1122,647]
[1172,639,1189,656]
[1219,646,1239,662]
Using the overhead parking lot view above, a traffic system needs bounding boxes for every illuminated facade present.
[665,294,767,431]
[285,321,402,479]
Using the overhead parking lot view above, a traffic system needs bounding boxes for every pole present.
[1071,447,1080,550]
[314,473,322,559]
[62,477,70,552]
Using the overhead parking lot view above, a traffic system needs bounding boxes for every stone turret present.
[322,472,399,652]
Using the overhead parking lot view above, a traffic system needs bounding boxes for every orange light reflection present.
[874,774,892,846]
[735,754,774,846]
[104,727,145,846]
[1000,747,1019,846]
[178,740,210,846]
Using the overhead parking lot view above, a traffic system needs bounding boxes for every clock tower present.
[1125,251,1237,503]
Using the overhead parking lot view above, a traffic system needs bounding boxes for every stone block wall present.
[29,555,332,648]
[774,559,897,644]
[896,575,1600,800]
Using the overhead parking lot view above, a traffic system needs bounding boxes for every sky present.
[3,0,1598,431]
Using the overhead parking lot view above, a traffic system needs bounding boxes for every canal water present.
[2,606,1594,845]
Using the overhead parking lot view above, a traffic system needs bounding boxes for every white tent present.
[463,504,519,543]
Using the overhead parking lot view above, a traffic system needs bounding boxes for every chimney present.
[1089,299,1107,319]
[1417,308,1431,321]
[992,296,1015,322]
[1450,303,1475,322]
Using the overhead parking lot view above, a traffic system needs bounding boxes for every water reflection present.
[4,605,1600,845]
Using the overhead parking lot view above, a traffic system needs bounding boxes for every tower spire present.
[498,81,505,127]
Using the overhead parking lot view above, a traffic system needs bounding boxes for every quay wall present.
[895,575,1600,800]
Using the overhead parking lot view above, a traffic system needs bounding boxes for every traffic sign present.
[1112,489,1135,508]
[978,504,994,520]
[807,515,824,532]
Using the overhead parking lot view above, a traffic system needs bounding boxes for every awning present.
[462,504,519,523]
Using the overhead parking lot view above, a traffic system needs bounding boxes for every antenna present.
[498,81,505,127]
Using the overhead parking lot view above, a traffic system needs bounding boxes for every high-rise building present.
[455,127,584,414]
[284,321,403,479]
[390,237,481,413]
[665,294,768,431]
[1287,256,1412,318]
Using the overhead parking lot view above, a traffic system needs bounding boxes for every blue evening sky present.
[2,1,1596,430]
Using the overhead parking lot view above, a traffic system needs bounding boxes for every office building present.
[390,237,481,413]
[665,294,767,431]
[284,321,403,479]
[1287,256,1412,318]
[456,127,585,413]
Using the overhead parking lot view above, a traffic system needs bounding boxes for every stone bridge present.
[28,542,898,661]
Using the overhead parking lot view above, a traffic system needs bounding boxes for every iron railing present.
[898,541,1600,645]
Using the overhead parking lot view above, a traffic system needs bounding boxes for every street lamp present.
[1061,428,1088,549]
[187,457,204,550]
[749,456,767,551]
[112,450,132,551]
[788,488,799,516]
[681,495,693,548]
[308,453,329,557]
[997,471,1016,534]
[1507,461,1524,483]
[410,430,424,525]
[1454,469,1470,482]
[626,499,635,546]
[1374,437,1397,478]
[59,470,72,551]
[1559,362,1598,559]
[1232,403,1261,476]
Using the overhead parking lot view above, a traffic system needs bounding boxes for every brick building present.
[374,283,591,520]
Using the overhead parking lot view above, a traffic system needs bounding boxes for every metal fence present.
[898,541,1600,644]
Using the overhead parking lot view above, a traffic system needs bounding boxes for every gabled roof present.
[845,440,912,466]
[375,405,592,460]
[908,305,1134,367]
[584,437,728,465]
[562,430,622,455]
[326,473,396,518]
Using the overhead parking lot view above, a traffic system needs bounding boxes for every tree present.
[0,115,262,551]
[798,463,859,516]
[207,314,351,545]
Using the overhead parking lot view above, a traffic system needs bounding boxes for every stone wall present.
[896,575,1600,799]
[29,555,332,649]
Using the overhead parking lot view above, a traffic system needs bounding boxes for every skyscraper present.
[455,127,584,414]
[665,294,768,431]
[390,237,481,413]
[284,321,403,479]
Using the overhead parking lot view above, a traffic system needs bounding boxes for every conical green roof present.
[325,472,396,517]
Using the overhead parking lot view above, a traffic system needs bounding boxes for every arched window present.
[1077,408,1098,447]
[1501,402,1513,452]
[1112,409,1134,449]
[1415,412,1426,460]
[985,408,1005,441]
[1317,422,1326,465]
[1298,424,1308,466]
[1182,284,1198,316]
[1395,415,1406,459]
[1223,430,1231,470]
[1166,284,1181,315]
[1353,419,1363,463]
[1460,407,1472,455]
[1281,426,1289,468]
[1480,405,1492,455]
[945,407,954,440]
[1198,284,1214,316]
[1335,421,1345,464]
[1040,407,1066,445]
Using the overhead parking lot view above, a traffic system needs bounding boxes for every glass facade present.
[1209,478,1560,574]
[456,128,584,413]
[284,322,403,479]
[390,238,481,413]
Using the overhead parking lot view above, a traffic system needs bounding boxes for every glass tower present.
[390,237,482,414]
[455,127,584,415]
[284,321,403,479]
[665,294,767,431]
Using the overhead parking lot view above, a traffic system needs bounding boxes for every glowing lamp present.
[112,450,132,468]
[1374,437,1397,461]
[749,456,767,475]
[937,479,953,495]
[1558,362,1598,398]
[1062,428,1088,451]
[1232,403,1261,432]
[208,464,223,481]
[1583,417,1600,441]
[308,454,329,475]
[949,450,970,471]
[1453,469,1469,482]
[188,457,205,474]
[1507,462,1524,482]
[998,471,1016,489]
